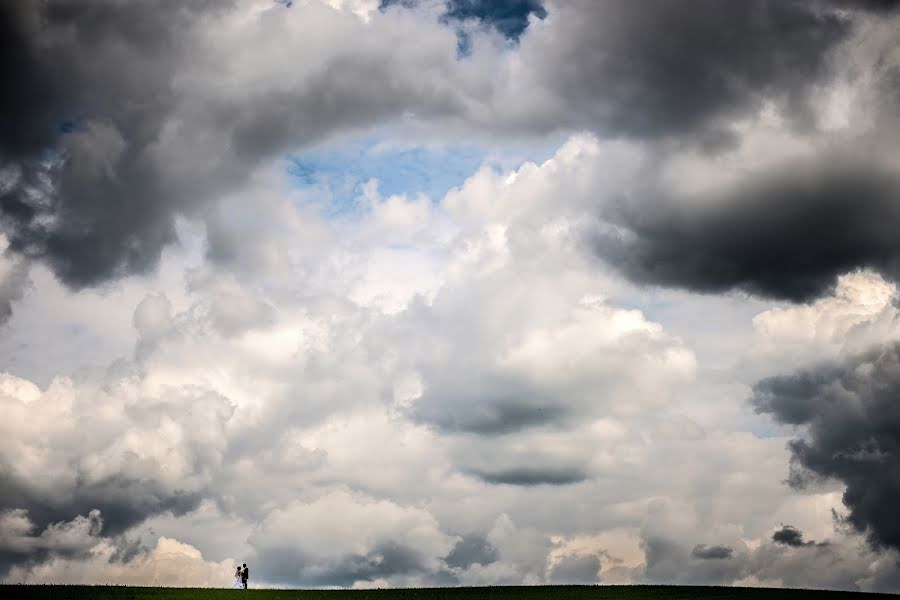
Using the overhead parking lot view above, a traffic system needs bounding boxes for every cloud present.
[635,496,900,591]
[0,368,234,555]
[691,544,734,560]
[751,270,900,361]
[0,0,893,302]
[247,489,456,587]
[0,249,29,326]
[0,130,844,588]
[772,525,811,547]
[547,552,601,585]
[592,156,900,302]
[502,0,870,141]
[555,8,900,304]
[444,535,497,570]
[5,7,900,580]
[456,514,554,586]
[753,344,900,554]
[378,138,694,442]
[0,0,469,291]
[0,1,235,289]
[6,533,234,587]
[468,466,587,487]
[0,509,102,574]
[1,124,894,590]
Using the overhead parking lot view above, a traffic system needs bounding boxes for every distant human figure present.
[232,566,243,588]
[241,563,249,589]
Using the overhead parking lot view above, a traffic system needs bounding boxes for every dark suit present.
[242,566,249,589]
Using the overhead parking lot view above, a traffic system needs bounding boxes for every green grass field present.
[3,586,896,600]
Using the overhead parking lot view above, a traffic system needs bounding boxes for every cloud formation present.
[509,0,856,141]
[1,0,894,297]
[592,156,900,302]
[2,0,900,591]
[753,344,900,554]
[0,369,233,551]
[0,1,233,287]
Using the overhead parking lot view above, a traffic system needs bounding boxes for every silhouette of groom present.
[241,563,249,589]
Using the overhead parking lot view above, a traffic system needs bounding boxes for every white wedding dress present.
[232,572,243,588]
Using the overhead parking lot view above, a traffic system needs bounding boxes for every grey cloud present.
[469,466,586,486]
[0,509,103,577]
[547,553,601,585]
[107,537,149,565]
[642,529,900,591]
[642,536,744,585]
[0,471,204,542]
[753,343,900,554]
[691,544,734,560]
[834,0,900,9]
[0,1,237,289]
[0,258,29,326]
[592,159,900,302]
[413,384,567,435]
[444,535,498,570]
[773,525,810,547]
[186,271,277,338]
[256,542,433,587]
[0,381,235,579]
[513,0,865,142]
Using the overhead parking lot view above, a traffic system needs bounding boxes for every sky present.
[2,0,900,591]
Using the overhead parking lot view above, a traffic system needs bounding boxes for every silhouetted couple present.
[232,563,249,589]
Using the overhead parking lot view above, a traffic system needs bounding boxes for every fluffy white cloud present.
[753,270,900,359]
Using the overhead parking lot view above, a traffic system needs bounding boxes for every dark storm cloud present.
[520,0,870,141]
[592,159,900,302]
[772,525,820,547]
[0,471,203,539]
[753,344,900,553]
[691,544,734,559]
[833,0,900,10]
[469,466,586,486]
[0,1,233,289]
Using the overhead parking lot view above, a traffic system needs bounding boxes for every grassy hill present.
[2,585,897,600]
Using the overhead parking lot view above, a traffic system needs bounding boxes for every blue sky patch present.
[288,138,486,216]
[287,135,562,217]
[380,0,546,46]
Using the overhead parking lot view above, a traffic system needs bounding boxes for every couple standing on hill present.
[232,563,249,589]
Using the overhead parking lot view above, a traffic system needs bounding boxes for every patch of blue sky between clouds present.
[379,0,545,42]
[380,0,546,56]
[286,135,561,218]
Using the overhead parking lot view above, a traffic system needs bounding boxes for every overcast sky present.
[2,0,900,591]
